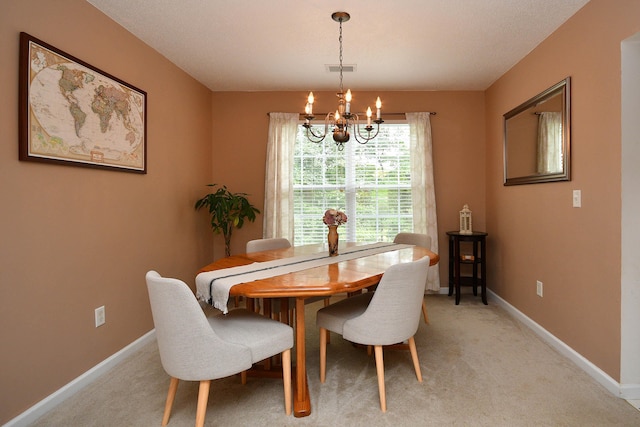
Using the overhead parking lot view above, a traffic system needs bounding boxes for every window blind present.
[293,124,413,246]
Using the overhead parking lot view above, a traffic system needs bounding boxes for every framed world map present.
[19,32,147,173]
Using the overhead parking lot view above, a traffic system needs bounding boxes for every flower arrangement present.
[323,209,348,226]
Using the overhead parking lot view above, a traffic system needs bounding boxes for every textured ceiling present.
[86,0,590,92]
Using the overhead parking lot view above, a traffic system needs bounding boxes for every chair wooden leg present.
[374,345,386,412]
[240,370,247,385]
[195,380,210,427]
[421,300,429,324]
[162,377,179,426]
[408,336,423,382]
[282,348,292,415]
[319,327,327,383]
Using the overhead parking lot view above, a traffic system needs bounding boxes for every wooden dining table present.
[197,242,439,418]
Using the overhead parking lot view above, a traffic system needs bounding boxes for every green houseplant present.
[195,184,260,257]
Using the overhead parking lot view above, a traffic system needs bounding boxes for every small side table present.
[446,231,488,305]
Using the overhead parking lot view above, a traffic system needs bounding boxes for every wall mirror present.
[503,77,571,185]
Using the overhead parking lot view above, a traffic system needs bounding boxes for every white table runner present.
[196,242,410,313]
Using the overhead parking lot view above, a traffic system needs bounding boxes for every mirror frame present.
[503,77,571,186]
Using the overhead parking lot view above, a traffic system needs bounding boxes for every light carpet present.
[31,295,640,426]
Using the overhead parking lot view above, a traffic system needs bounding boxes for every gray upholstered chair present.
[393,232,432,324]
[246,237,292,253]
[145,271,293,427]
[316,256,431,412]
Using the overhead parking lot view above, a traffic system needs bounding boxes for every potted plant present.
[195,184,260,257]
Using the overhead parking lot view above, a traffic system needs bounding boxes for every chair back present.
[145,271,251,381]
[246,238,291,253]
[343,257,430,346]
[393,232,432,250]
[394,232,431,291]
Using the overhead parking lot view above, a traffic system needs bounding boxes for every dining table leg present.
[293,297,311,417]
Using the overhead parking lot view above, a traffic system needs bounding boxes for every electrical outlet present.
[95,306,106,327]
[536,281,543,297]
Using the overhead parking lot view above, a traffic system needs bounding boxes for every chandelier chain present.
[338,18,343,93]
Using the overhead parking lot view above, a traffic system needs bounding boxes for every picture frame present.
[19,32,147,173]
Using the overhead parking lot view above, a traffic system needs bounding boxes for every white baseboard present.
[4,330,156,427]
[488,290,640,400]
[622,385,640,400]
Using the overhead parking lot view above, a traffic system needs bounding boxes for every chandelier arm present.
[350,114,383,144]
[303,112,335,143]
[305,126,325,144]
[352,127,381,144]
[305,122,328,143]
[324,111,336,138]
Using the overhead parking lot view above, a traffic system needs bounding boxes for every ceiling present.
[86,0,589,92]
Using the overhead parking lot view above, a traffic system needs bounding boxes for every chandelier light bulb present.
[306,92,314,116]
[376,97,382,119]
[366,107,372,126]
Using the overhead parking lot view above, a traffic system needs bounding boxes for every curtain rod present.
[265,112,436,117]
[299,112,436,117]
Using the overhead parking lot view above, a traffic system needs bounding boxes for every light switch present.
[573,190,581,208]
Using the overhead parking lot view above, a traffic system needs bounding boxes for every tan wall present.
[3,0,639,423]
[0,0,213,422]
[485,0,640,380]
[210,90,487,283]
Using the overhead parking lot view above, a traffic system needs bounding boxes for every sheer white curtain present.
[263,112,298,242]
[536,112,563,174]
[406,112,440,291]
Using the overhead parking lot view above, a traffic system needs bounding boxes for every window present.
[293,123,413,246]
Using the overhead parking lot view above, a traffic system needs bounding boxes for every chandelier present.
[303,11,383,150]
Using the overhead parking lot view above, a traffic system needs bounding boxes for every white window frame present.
[293,121,413,246]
